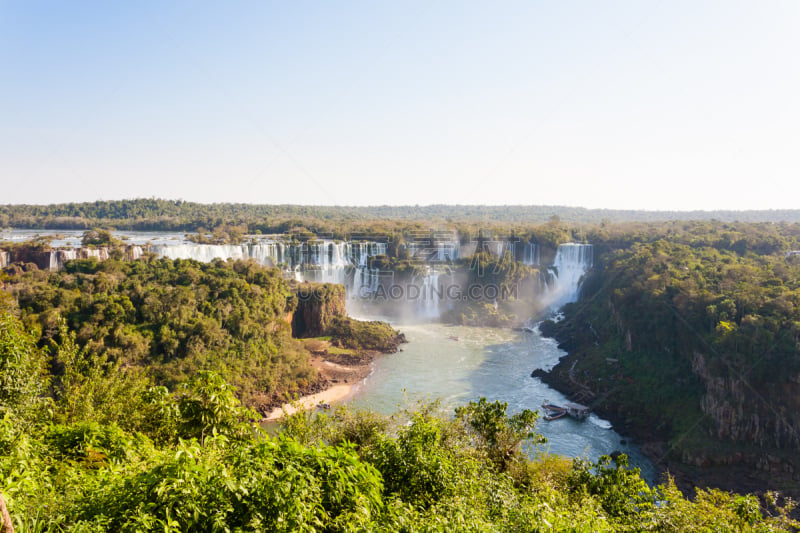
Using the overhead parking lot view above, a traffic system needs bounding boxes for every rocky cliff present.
[0,245,141,271]
[291,283,347,338]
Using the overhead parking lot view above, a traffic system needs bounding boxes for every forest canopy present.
[2,198,800,237]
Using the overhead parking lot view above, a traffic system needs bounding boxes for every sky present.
[2,1,799,211]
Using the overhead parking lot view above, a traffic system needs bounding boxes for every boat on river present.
[542,401,590,421]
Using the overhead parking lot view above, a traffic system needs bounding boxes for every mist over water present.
[540,243,594,311]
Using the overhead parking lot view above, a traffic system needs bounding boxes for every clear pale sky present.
[2,1,798,210]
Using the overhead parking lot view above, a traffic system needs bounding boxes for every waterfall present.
[146,240,388,289]
[152,242,284,268]
[411,269,450,319]
[249,242,285,267]
[144,239,390,292]
[303,241,389,288]
[2,231,593,325]
[301,241,350,285]
[49,248,111,271]
[152,244,248,263]
[128,246,144,261]
[349,243,387,298]
[352,266,381,297]
[11,246,140,272]
[404,241,459,262]
[522,243,540,265]
[51,250,78,270]
[545,243,593,310]
[436,242,460,261]
[419,271,441,318]
[82,248,109,261]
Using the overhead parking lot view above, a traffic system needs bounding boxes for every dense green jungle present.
[2,198,800,235]
[2,201,800,531]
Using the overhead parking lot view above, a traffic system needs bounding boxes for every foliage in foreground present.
[0,310,799,531]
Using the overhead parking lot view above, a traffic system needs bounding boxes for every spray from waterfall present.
[543,243,593,311]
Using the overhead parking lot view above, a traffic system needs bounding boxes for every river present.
[348,319,657,481]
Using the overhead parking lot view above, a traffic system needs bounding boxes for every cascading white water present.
[545,243,593,310]
[522,243,540,266]
[352,266,381,297]
[83,248,109,261]
[49,251,60,271]
[419,271,441,318]
[404,241,459,262]
[349,243,390,299]
[302,242,347,285]
[148,240,390,294]
[411,269,451,319]
[250,242,287,267]
[152,241,311,270]
[129,246,144,261]
[50,248,112,270]
[51,250,77,270]
[40,247,139,271]
[153,244,248,263]
[299,241,388,287]
[5,234,591,320]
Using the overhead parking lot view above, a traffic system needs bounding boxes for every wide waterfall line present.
[151,241,387,270]
[150,240,391,294]
[1,237,592,321]
[155,244,249,263]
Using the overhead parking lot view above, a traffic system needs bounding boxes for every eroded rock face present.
[291,283,347,337]
[1,246,141,271]
[693,351,800,451]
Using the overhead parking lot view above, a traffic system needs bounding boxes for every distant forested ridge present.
[2,198,800,235]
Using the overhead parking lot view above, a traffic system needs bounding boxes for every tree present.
[81,228,118,247]
[0,312,47,419]
[454,397,544,471]
[177,371,257,443]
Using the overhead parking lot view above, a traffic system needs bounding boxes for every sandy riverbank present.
[265,383,356,420]
[264,353,372,421]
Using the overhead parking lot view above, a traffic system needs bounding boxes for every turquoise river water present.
[346,319,657,482]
